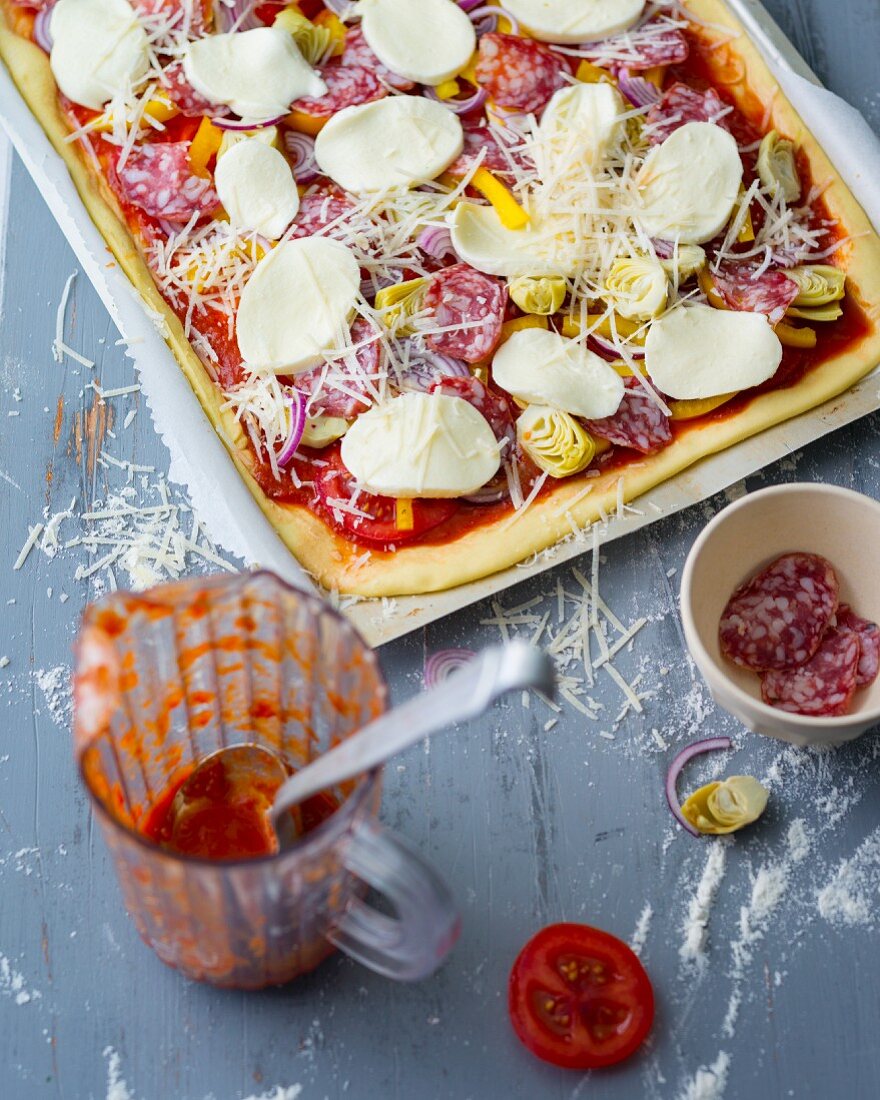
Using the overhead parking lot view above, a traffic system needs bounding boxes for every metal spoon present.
[168,642,555,853]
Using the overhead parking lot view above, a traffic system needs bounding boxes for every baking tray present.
[2,0,879,647]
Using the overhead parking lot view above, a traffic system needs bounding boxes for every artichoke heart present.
[756,130,801,203]
[516,405,596,478]
[786,264,846,308]
[681,775,769,835]
[301,415,349,448]
[603,257,668,321]
[274,8,333,66]
[658,244,707,283]
[508,275,567,316]
[786,303,843,323]
[374,277,428,335]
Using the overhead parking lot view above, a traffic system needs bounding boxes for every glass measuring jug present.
[73,571,459,988]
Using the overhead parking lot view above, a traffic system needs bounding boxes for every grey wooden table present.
[2,3,880,1098]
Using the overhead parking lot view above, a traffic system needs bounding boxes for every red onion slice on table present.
[666,737,733,837]
[424,648,477,688]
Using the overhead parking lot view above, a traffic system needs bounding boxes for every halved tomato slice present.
[508,923,655,1070]
[314,452,458,549]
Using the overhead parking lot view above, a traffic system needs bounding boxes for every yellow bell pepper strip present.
[395,499,415,531]
[499,315,549,341]
[643,65,666,89]
[91,94,180,134]
[435,78,461,100]
[470,168,530,231]
[576,60,613,84]
[561,313,645,343]
[188,116,224,179]
[698,268,727,310]
[733,186,756,243]
[313,9,348,56]
[775,321,818,348]
[668,394,736,420]
[285,110,328,136]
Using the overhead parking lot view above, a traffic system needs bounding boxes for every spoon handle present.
[272,641,554,823]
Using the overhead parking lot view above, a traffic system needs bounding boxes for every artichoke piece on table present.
[756,130,801,203]
[786,264,846,307]
[681,775,769,835]
[603,257,668,321]
[508,275,567,316]
[516,405,596,478]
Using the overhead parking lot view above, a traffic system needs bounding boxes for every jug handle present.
[326,820,460,982]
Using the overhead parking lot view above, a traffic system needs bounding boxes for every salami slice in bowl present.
[836,605,880,687]
[422,264,507,363]
[761,628,860,716]
[583,376,672,455]
[115,141,218,223]
[719,552,840,672]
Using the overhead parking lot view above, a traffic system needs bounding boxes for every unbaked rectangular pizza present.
[2,0,878,597]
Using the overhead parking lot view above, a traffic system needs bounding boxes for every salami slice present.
[290,187,356,240]
[584,25,689,72]
[341,25,415,92]
[761,628,860,716]
[116,141,218,223]
[292,60,385,118]
[429,375,515,444]
[447,119,519,178]
[422,264,507,363]
[645,83,732,145]
[719,552,840,672]
[836,605,880,687]
[160,60,220,117]
[297,318,382,418]
[711,261,799,325]
[583,376,672,455]
[475,33,567,114]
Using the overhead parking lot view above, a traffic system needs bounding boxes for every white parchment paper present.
[1,0,879,645]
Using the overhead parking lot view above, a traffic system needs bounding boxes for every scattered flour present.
[676,1051,730,1100]
[786,818,811,863]
[35,666,72,728]
[679,843,727,968]
[817,826,880,928]
[104,1047,133,1100]
[0,953,40,1006]
[630,903,653,957]
[240,1088,302,1100]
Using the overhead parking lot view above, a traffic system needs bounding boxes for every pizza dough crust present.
[2,0,879,598]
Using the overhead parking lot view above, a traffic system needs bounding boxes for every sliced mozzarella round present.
[183,28,326,123]
[538,82,626,166]
[503,0,644,44]
[49,0,149,111]
[315,97,463,193]
[359,0,476,86]
[236,238,360,373]
[492,329,625,419]
[637,122,743,245]
[449,203,580,279]
[214,140,299,240]
[645,303,783,399]
[341,392,501,498]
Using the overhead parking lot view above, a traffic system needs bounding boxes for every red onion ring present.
[277,391,306,467]
[213,0,263,33]
[424,648,477,688]
[467,4,519,35]
[32,2,55,53]
[616,69,662,108]
[417,227,458,262]
[587,331,646,361]
[213,114,287,131]
[665,736,733,837]
[423,82,487,115]
[322,0,354,17]
[457,0,484,10]
[283,130,319,183]
[395,349,471,393]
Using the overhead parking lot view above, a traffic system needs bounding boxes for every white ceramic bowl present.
[680,483,880,747]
